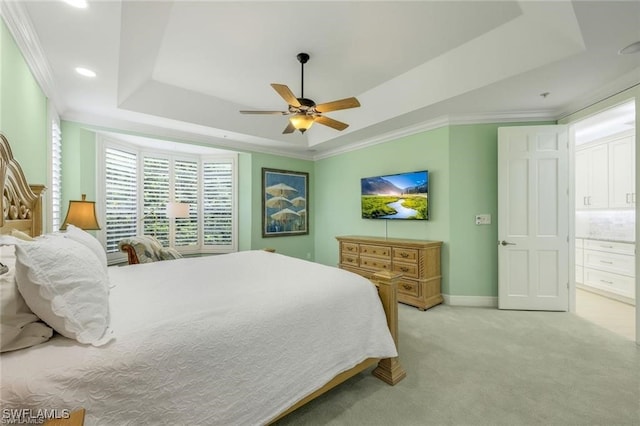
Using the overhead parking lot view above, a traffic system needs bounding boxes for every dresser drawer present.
[392,261,419,279]
[392,247,418,262]
[584,267,635,299]
[584,249,634,276]
[340,253,359,267]
[360,256,391,272]
[584,239,634,255]
[341,242,359,254]
[397,279,419,297]
[360,244,391,258]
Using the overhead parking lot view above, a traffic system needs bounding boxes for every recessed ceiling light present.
[75,67,96,78]
[619,41,640,55]
[63,0,88,8]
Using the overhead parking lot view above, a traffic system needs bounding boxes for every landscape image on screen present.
[361,171,429,220]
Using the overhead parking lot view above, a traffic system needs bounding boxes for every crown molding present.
[555,68,640,121]
[312,110,556,161]
[1,0,61,114]
[61,110,316,161]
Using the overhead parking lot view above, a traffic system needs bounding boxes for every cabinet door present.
[588,144,609,209]
[575,150,589,209]
[609,135,635,208]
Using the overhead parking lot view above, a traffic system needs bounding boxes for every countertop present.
[575,236,635,244]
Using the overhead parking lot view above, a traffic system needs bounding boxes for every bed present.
[0,134,405,425]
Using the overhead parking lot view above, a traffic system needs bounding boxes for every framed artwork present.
[262,168,309,237]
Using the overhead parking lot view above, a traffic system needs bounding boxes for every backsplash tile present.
[576,210,635,242]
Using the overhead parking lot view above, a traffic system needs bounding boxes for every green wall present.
[60,121,97,209]
[249,152,315,259]
[314,127,452,289]
[0,19,47,184]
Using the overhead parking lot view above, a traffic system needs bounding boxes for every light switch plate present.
[475,214,491,225]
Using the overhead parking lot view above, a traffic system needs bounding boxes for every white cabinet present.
[575,144,609,209]
[578,239,635,304]
[609,135,636,208]
[575,238,584,284]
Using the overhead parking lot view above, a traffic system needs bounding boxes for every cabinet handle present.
[583,196,587,206]
[400,252,409,258]
[600,279,613,285]
[402,284,413,290]
[600,260,613,264]
[626,193,631,204]
[600,244,613,249]
[400,267,409,272]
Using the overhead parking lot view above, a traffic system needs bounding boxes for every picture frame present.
[262,168,309,237]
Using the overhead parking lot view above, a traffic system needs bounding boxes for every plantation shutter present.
[143,156,170,246]
[104,147,138,253]
[174,159,198,247]
[203,160,233,248]
[50,121,62,231]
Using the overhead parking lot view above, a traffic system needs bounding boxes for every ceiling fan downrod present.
[297,52,309,100]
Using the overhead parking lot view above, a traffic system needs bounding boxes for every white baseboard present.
[443,294,498,308]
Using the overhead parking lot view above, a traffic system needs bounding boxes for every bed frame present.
[0,133,405,424]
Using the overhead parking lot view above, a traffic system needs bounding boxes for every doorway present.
[571,100,636,341]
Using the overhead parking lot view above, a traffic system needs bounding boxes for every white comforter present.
[0,251,397,425]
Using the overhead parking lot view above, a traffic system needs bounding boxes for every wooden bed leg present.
[371,271,407,385]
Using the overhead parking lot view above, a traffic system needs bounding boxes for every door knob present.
[500,240,516,246]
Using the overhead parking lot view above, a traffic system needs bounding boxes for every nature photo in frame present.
[262,168,309,237]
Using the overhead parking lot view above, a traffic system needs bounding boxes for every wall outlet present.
[475,214,491,225]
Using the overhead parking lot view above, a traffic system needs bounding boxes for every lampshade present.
[289,113,314,133]
[60,194,101,230]
[166,202,190,219]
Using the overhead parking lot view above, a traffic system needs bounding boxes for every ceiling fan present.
[240,53,360,134]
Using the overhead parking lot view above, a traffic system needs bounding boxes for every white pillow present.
[13,237,112,346]
[64,224,108,274]
[0,245,53,352]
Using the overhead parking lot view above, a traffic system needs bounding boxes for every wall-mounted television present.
[361,170,429,220]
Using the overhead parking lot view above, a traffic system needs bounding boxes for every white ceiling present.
[3,0,640,159]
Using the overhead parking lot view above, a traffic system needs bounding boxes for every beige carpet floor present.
[276,303,640,426]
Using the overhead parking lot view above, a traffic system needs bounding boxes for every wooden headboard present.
[0,134,45,237]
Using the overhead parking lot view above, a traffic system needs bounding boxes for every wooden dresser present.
[336,235,443,310]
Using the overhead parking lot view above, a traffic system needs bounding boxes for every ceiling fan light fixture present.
[289,114,314,133]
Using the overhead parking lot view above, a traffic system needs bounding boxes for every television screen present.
[361,170,429,220]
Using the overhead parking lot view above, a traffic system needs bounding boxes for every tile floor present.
[575,288,636,341]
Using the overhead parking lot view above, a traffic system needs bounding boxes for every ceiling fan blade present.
[240,110,288,115]
[282,122,296,134]
[315,97,360,113]
[271,84,301,108]
[314,115,349,131]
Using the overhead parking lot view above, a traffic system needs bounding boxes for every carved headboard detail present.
[0,133,45,237]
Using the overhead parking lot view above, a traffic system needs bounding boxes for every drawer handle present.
[600,260,613,264]
[400,267,409,272]
[400,252,409,258]
[402,284,413,290]
[600,279,613,284]
[600,245,613,249]
[347,258,354,263]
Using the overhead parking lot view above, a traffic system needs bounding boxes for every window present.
[104,147,138,254]
[98,137,237,263]
[50,121,62,231]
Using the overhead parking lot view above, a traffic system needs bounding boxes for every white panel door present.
[498,126,569,311]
